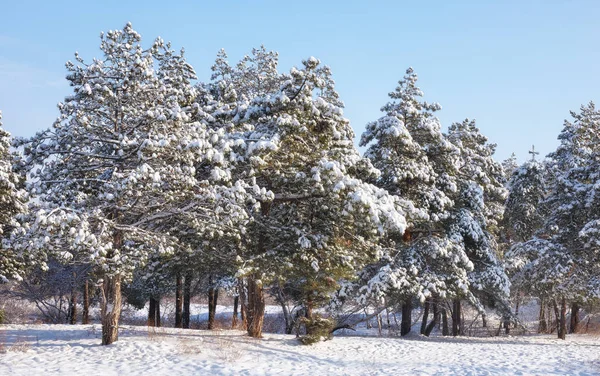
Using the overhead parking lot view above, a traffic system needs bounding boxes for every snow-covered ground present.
[1,324,599,375]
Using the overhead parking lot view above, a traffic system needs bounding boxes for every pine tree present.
[507,103,600,338]
[339,69,473,336]
[445,119,511,316]
[211,50,409,338]
[503,159,547,244]
[15,24,249,345]
[0,111,28,283]
[501,153,519,182]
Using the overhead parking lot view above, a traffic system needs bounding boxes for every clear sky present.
[1,0,599,163]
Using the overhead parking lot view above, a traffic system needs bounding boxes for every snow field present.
[1,324,599,375]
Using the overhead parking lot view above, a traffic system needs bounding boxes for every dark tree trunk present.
[183,272,191,329]
[232,296,239,329]
[569,302,580,334]
[424,300,439,337]
[401,298,413,336]
[246,275,265,338]
[155,297,161,328]
[441,307,449,336]
[175,273,183,328]
[452,299,461,336]
[69,271,77,325]
[482,313,487,328]
[101,231,124,345]
[504,317,510,335]
[82,279,90,325]
[208,280,216,330]
[553,298,566,339]
[208,285,219,329]
[245,202,269,338]
[538,298,547,333]
[148,297,156,327]
[420,298,430,335]
[101,274,122,345]
[559,297,567,340]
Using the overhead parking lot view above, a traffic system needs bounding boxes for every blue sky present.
[1,0,599,162]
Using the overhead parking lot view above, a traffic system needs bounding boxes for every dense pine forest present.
[1,24,599,350]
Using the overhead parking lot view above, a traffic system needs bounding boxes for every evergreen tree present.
[507,103,600,338]
[338,69,478,336]
[446,119,511,314]
[211,50,409,338]
[501,153,519,182]
[15,24,250,345]
[0,110,28,283]
[503,159,547,244]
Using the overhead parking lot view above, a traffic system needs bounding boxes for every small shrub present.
[298,315,334,345]
[0,309,5,324]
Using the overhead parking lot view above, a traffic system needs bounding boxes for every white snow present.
[1,324,599,375]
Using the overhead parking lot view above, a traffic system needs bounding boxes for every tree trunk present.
[401,298,413,336]
[514,291,520,325]
[538,298,547,333]
[208,281,216,330]
[424,300,440,337]
[239,278,248,330]
[246,275,265,338]
[232,295,239,329]
[482,313,487,328]
[275,286,293,334]
[549,303,555,333]
[420,298,430,335]
[452,299,461,336]
[441,307,449,336]
[552,298,566,339]
[175,273,183,328]
[304,296,315,335]
[559,297,567,340]
[100,274,122,345]
[148,297,156,327]
[245,201,269,338]
[155,297,161,328]
[69,271,77,325]
[569,302,580,334]
[212,287,219,328]
[183,272,191,329]
[82,279,90,325]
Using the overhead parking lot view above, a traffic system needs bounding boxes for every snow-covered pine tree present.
[501,153,519,182]
[211,49,409,338]
[446,119,511,322]
[500,155,547,325]
[510,102,600,338]
[503,159,547,245]
[0,110,28,283]
[349,67,469,336]
[16,24,250,345]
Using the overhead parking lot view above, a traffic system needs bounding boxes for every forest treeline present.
[0,24,598,345]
